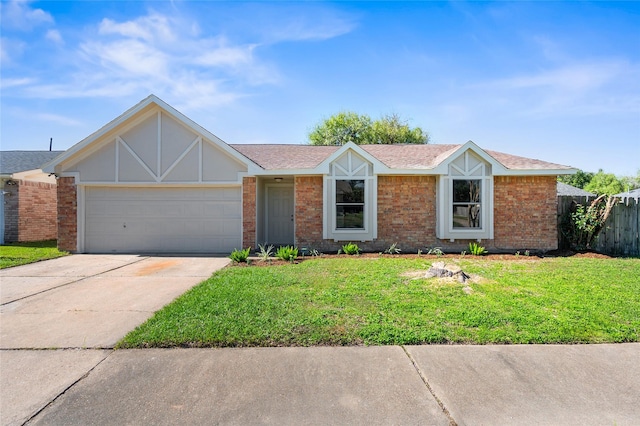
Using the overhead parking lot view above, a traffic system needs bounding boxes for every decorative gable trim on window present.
[323,149,377,241]
[437,149,494,241]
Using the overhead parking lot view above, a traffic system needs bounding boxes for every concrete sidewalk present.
[4,344,638,426]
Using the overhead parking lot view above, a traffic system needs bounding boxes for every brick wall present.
[294,176,324,248]
[376,175,437,251]
[242,177,257,249]
[3,182,19,242]
[288,174,558,253]
[2,180,57,243]
[57,177,77,252]
[18,180,58,241]
[493,175,557,251]
[293,175,438,253]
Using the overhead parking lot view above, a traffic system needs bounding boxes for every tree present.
[371,113,429,145]
[557,169,594,189]
[619,169,640,191]
[584,170,624,195]
[309,111,429,146]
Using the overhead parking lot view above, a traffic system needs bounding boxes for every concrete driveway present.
[1,254,229,426]
[1,254,229,349]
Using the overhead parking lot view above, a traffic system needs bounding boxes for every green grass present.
[118,257,640,348]
[0,240,68,269]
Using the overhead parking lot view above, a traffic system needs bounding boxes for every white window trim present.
[323,151,377,242]
[437,151,494,241]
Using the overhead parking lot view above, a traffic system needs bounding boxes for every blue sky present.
[1,0,639,176]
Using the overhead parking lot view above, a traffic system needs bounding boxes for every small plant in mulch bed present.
[426,247,444,257]
[340,242,360,255]
[276,245,299,262]
[468,242,487,256]
[257,243,275,261]
[384,242,401,255]
[229,247,251,263]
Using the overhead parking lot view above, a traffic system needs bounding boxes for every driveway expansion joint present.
[401,345,458,426]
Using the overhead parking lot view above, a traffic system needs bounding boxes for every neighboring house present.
[45,95,575,254]
[613,188,640,203]
[1,151,63,244]
[557,182,595,197]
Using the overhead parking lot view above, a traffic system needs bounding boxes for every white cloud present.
[32,112,82,126]
[0,77,35,89]
[6,5,355,111]
[98,13,175,43]
[80,39,170,78]
[476,60,640,117]
[45,29,64,45]
[1,0,54,31]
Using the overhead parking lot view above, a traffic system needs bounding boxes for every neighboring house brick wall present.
[294,176,324,249]
[2,180,57,243]
[18,180,57,241]
[57,177,77,252]
[3,183,19,242]
[493,175,557,251]
[242,177,257,249]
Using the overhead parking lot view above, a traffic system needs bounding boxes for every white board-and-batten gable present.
[45,95,260,184]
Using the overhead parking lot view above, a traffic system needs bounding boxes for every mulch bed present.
[230,250,613,267]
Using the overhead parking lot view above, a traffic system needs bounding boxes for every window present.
[324,149,376,241]
[436,149,494,240]
[336,180,365,229]
[452,179,481,228]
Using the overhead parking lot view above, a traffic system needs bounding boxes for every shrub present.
[229,247,251,263]
[384,242,401,255]
[561,195,617,250]
[257,244,274,261]
[468,242,487,256]
[341,242,360,255]
[276,245,298,262]
[426,247,444,257]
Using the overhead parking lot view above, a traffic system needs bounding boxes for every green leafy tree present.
[371,113,429,144]
[558,169,594,189]
[309,111,428,146]
[309,112,373,146]
[584,170,624,195]
[619,169,640,191]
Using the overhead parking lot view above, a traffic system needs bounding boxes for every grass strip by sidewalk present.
[118,256,640,347]
[0,240,68,269]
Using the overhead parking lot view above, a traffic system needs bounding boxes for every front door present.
[266,185,294,245]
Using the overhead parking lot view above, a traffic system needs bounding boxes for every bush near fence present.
[558,195,640,257]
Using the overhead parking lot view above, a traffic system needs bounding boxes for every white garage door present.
[84,187,241,253]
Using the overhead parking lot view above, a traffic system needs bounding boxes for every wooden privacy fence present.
[558,195,640,257]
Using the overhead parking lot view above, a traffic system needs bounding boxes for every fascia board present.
[44,94,262,174]
[493,168,577,176]
[314,142,392,174]
[435,140,509,174]
[44,95,159,173]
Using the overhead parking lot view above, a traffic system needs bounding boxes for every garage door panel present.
[84,187,241,253]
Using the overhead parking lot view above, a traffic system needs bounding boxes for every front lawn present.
[0,240,68,269]
[118,256,640,347]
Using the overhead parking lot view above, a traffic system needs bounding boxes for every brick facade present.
[493,175,557,251]
[57,177,77,252]
[289,174,557,253]
[2,180,57,243]
[242,176,257,249]
[294,176,324,249]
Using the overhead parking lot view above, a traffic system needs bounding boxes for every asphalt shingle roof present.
[0,151,64,175]
[557,182,596,197]
[230,144,573,171]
